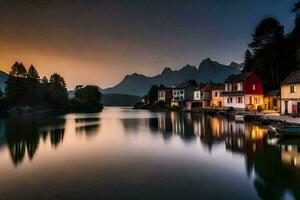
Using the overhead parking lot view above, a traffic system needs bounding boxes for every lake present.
[0,107,299,200]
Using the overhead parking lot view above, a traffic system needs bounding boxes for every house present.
[171,81,197,110]
[222,72,263,110]
[263,90,280,111]
[193,84,214,108]
[280,71,300,115]
[210,84,225,108]
[157,86,173,104]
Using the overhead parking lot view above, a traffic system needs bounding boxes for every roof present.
[195,83,216,91]
[224,72,252,83]
[211,84,225,90]
[281,71,300,84]
[158,85,171,90]
[265,90,280,97]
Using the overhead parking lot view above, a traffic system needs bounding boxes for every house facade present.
[222,72,263,110]
[157,87,173,104]
[210,84,225,108]
[281,71,300,115]
[171,81,197,110]
[263,90,280,111]
[193,84,214,108]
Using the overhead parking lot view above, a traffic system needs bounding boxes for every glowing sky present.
[0,0,297,89]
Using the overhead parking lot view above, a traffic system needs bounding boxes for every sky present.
[0,0,298,89]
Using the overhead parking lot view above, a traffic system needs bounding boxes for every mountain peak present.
[162,67,172,74]
[229,62,244,69]
[199,57,218,68]
[181,64,197,71]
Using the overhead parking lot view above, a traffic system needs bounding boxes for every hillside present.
[101,94,140,106]
[0,71,8,91]
[103,58,241,96]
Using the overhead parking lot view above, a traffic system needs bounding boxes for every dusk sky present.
[0,0,297,89]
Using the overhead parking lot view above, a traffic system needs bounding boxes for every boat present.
[274,126,300,137]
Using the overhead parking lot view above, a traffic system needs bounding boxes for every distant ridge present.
[103,58,242,96]
[0,71,8,91]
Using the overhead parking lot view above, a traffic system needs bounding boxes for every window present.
[233,83,238,91]
[237,97,243,103]
[227,97,232,103]
[238,83,243,91]
[180,90,184,94]
[226,84,232,91]
[215,91,218,97]
[252,84,256,90]
[291,85,296,93]
[254,97,259,104]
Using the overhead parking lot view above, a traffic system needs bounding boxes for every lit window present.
[252,84,256,90]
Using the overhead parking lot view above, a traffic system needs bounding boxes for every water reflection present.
[1,109,300,200]
[0,117,65,165]
[153,111,300,199]
[75,117,100,137]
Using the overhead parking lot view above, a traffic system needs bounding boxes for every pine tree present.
[27,65,40,80]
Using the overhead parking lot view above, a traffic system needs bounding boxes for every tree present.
[49,73,66,90]
[42,76,48,84]
[292,1,300,27]
[147,85,158,103]
[187,79,197,86]
[70,85,103,112]
[9,62,27,77]
[0,88,3,99]
[74,85,101,103]
[249,18,284,54]
[27,65,40,80]
[242,49,253,73]
[248,17,285,90]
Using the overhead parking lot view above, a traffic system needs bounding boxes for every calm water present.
[0,107,299,200]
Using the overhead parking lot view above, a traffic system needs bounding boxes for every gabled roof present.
[224,72,252,83]
[211,84,225,90]
[195,83,215,91]
[158,85,171,90]
[281,71,300,84]
[265,90,280,97]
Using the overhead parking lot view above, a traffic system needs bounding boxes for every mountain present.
[229,62,244,70]
[103,58,241,96]
[0,71,8,91]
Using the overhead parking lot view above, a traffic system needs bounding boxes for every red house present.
[222,72,263,110]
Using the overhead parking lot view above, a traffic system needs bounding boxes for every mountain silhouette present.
[0,70,8,91]
[103,58,241,96]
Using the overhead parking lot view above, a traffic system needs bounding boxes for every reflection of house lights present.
[250,126,266,140]
[237,138,243,148]
[253,143,256,152]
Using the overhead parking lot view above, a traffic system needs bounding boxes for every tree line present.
[0,62,103,114]
[242,1,300,92]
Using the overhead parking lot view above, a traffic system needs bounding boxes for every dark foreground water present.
[0,107,299,200]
